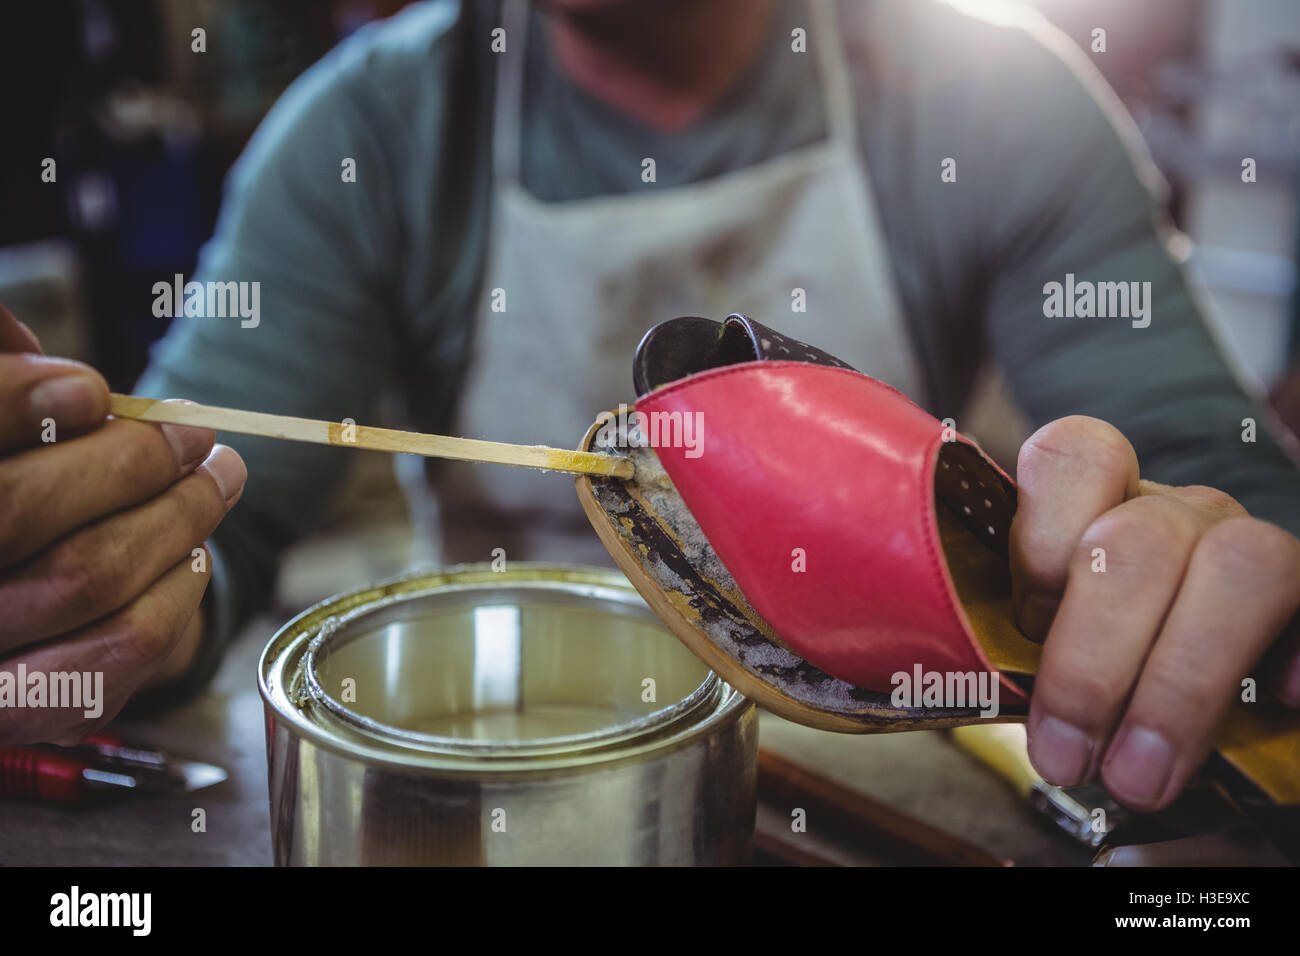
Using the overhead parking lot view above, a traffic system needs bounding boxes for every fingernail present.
[29,376,101,427]
[161,422,213,470]
[159,400,210,469]
[199,445,247,502]
[1028,715,1094,785]
[1016,592,1058,642]
[1105,726,1174,808]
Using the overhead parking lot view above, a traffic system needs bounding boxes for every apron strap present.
[809,0,861,148]
[492,0,529,186]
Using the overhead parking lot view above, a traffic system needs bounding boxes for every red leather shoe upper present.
[636,360,1027,706]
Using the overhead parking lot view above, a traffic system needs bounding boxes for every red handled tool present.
[0,732,226,805]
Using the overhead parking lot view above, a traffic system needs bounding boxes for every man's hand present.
[1012,416,1300,810]
[0,304,246,744]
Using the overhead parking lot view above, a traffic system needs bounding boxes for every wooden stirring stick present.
[109,395,634,480]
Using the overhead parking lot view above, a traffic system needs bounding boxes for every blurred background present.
[1,0,410,388]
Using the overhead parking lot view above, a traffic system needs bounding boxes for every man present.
[1,0,1298,815]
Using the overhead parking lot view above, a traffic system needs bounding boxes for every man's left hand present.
[1010,415,1300,810]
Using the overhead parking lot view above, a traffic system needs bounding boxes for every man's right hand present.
[0,304,246,745]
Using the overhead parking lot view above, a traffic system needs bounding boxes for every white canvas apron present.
[423,0,924,566]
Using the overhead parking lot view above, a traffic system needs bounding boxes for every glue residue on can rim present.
[260,563,757,865]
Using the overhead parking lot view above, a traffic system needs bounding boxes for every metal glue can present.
[260,564,757,865]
